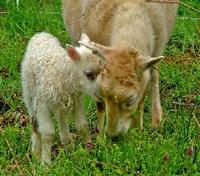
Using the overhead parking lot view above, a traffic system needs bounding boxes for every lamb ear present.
[140,56,164,71]
[80,33,90,43]
[66,44,80,61]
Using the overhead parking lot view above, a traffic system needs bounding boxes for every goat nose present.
[107,128,118,137]
[110,135,120,142]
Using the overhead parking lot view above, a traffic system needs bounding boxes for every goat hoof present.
[152,117,161,128]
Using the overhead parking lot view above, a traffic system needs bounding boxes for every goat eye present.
[124,101,134,108]
[123,95,137,109]
[84,71,96,81]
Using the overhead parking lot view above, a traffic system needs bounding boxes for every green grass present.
[0,0,199,175]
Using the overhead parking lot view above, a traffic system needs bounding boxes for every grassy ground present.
[0,0,199,175]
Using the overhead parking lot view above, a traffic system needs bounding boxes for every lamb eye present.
[92,50,98,54]
[84,71,96,81]
[125,101,133,108]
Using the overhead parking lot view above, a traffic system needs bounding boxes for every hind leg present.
[23,95,42,159]
[36,103,55,165]
[31,117,42,160]
[96,101,105,135]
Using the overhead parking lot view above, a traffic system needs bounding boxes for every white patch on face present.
[75,45,93,55]
[117,118,132,135]
[79,78,98,99]
[74,45,101,100]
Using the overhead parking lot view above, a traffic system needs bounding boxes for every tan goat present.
[62,0,178,137]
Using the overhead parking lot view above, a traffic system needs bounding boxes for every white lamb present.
[21,32,104,165]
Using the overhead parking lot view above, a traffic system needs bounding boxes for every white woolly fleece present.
[21,32,80,117]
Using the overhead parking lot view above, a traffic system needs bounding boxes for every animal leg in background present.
[151,67,162,128]
[96,101,105,135]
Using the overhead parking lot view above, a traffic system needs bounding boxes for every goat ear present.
[139,56,164,71]
[78,40,111,56]
[80,33,90,43]
[66,45,80,61]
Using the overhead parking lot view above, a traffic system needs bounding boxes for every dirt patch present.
[164,52,199,65]
[0,109,29,128]
[0,67,9,79]
[0,7,8,15]
[0,97,10,114]
[170,93,200,116]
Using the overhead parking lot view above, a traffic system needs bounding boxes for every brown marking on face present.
[99,47,142,97]
[97,47,142,136]
[104,47,140,86]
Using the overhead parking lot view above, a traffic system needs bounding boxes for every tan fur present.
[96,47,151,136]
[62,0,177,51]
[62,0,178,136]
